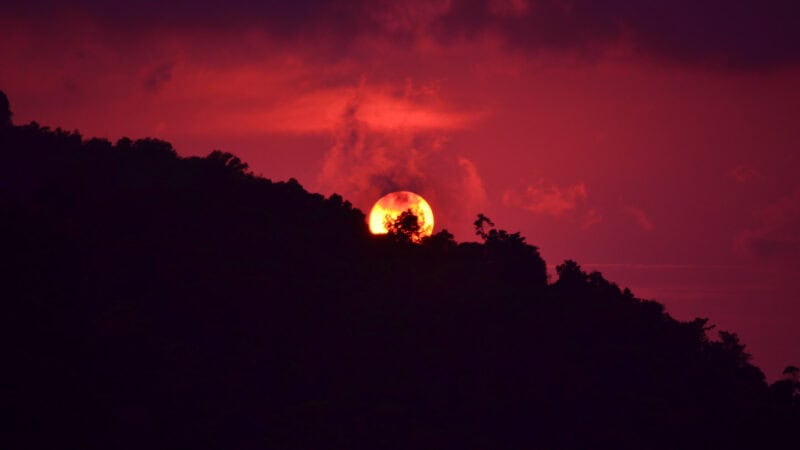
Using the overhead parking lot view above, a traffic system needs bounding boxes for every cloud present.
[6,1,800,69]
[434,1,800,69]
[502,181,587,216]
[457,157,488,205]
[487,0,531,17]
[373,0,452,36]
[624,206,655,231]
[4,1,371,37]
[317,92,488,237]
[42,42,476,138]
[319,95,423,201]
[728,165,761,183]
[167,72,479,135]
[735,190,800,262]
[142,62,174,93]
[582,208,603,230]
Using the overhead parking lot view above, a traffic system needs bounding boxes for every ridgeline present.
[2,91,798,449]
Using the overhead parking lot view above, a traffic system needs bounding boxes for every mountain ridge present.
[2,91,798,449]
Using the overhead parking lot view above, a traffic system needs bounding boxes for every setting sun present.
[368,191,434,241]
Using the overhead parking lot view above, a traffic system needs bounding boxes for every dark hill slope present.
[1,93,798,449]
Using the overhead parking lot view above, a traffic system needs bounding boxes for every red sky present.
[3,0,799,378]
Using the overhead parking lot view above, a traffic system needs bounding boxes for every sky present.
[2,0,799,378]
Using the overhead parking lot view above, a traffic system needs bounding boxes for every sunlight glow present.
[368,191,434,241]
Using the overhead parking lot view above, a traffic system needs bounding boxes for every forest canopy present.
[2,91,798,449]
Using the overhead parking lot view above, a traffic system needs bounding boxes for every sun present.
[368,191,434,241]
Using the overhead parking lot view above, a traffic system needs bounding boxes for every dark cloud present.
[142,62,174,93]
[7,0,800,69]
[740,236,800,261]
[6,0,371,40]
[435,0,800,69]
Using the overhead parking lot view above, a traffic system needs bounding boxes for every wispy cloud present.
[624,205,654,231]
[262,87,478,134]
[728,165,761,183]
[458,157,488,207]
[503,181,587,216]
[582,208,603,229]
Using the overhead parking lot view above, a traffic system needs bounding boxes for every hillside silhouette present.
[2,91,798,449]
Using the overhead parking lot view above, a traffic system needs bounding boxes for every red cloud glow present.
[502,181,588,216]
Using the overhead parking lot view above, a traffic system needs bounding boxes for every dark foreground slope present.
[2,93,798,449]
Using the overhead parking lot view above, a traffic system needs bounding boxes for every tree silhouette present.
[474,213,548,288]
[556,259,586,286]
[0,90,10,126]
[207,149,249,173]
[474,213,494,240]
[422,229,456,249]
[385,209,422,243]
[770,366,800,412]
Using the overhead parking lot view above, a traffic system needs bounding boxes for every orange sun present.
[368,191,434,241]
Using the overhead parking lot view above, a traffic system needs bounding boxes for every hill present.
[2,91,798,449]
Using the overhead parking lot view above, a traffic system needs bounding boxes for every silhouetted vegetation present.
[386,209,423,243]
[0,90,10,127]
[2,91,798,449]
